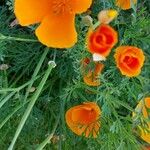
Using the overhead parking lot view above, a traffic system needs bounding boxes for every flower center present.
[123,55,139,69]
[52,0,73,15]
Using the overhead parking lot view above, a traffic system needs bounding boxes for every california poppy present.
[98,9,118,24]
[114,46,145,77]
[65,102,101,138]
[116,0,137,10]
[133,97,150,144]
[87,24,118,57]
[82,58,104,86]
[14,0,92,48]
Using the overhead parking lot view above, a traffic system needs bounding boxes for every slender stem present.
[93,21,100,30]
[0,75,40,93]
[8,62,56,150]
[0,33,37,42]
[0,92,16,109]
[23,47,49,102]
[36,115,60,150]
[1,70,8,96]
[0,99,30,130]
[10,59,34,87]
[3,70,8,88]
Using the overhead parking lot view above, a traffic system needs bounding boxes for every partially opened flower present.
[82,58,104,86]
[98,9,118,24]
[116,0,137,10]
[133,97,150,144]
[87,24,118,58]
[114,46,145,77]
[65,102,101,138]
[14,0,92,48]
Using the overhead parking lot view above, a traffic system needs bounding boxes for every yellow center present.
[107,10,118,18]
[52,0,73,14]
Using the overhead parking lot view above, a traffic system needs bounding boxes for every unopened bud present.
[82,15,93,27]
[0,64,9,70]
[98,10,118,24]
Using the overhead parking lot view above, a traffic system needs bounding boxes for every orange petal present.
[134,98,149,119]
[83,62,104,87]
[145,97,150,108]
[83,73,100,87]
[87,25,118,57]
[35,13,77,48]
[72,0,92,14]
[114,46,145,77]
[116,0,137,10]
[15,0,51,26]
[140,127,150,144]
[65,102,101,137]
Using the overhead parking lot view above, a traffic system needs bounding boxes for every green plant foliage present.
[0,0,150,150]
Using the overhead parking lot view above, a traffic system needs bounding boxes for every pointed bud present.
[98,10,118,24]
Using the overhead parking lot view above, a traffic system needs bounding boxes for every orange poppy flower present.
[133,97,150,144]
[82,58,104,86]
[65,102,101,138]
[116,0,137,10]
[114,46,145,77]
[14,0,92,48]
[87,24,118,57]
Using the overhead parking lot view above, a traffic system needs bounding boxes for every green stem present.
[0,33,37,42]
[92,21,100,30]
[0,75,40,93]
[0,99,30,129]
[0,92,16,109]
[1,70,8,96]
[10,59,34,87]
[8,62,56,150]
[23,47,49,102]
[36,115,60,150]
[3,70,8,88]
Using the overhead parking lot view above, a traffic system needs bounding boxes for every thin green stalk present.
[0,33,37,42]
[3,70,8,88]
[23,47,49,102]
[8,61,56,150]
[92,21,100,30]
[36,115,60,150]
[10,59,34,87]
[0,75,40,93]
[0,99,30,129]
[1,70,8,96]
[0,92,16,109]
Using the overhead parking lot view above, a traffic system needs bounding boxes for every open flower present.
[116,0,137,10]
[65,102,101,138]
[98,9,118,24]
[114,46,145,77]
[82,58,104,86]
[133,97,150,144]
[87,24,118,58]
[14,0,92,48]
